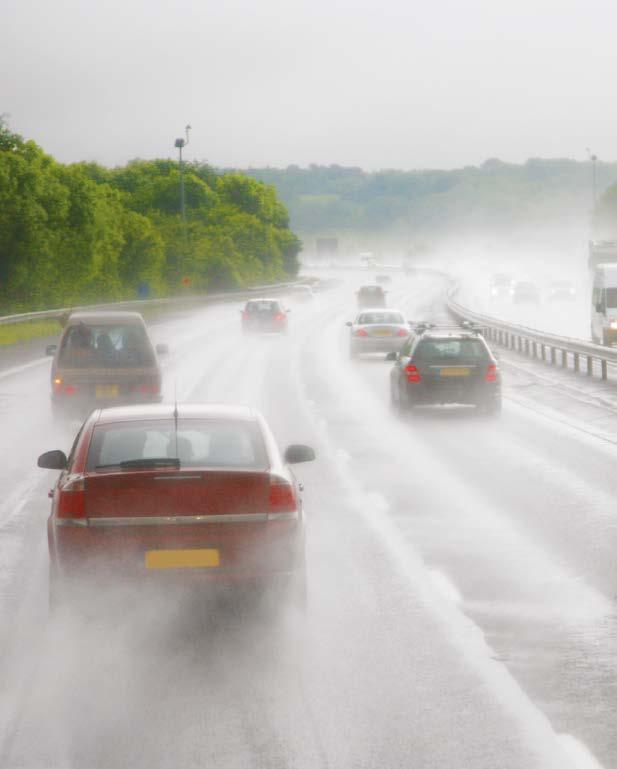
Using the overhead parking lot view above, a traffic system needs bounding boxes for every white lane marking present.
[429,569,463,605]
[289,308,607,769]
[0,357,49,381]
[558,734,606,769]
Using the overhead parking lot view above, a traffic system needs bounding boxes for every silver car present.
[347,309,411,357]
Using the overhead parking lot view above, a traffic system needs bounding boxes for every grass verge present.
[0,319,62,347]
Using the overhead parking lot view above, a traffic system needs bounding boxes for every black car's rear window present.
[87,419,268,471]
[58,324,155,368]
[414,338,489,361]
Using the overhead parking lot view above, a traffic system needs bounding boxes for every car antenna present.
[173,383,179,460]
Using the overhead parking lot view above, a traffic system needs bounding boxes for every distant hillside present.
[238,160,617,251]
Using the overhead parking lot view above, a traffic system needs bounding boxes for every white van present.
[591,264,617,345]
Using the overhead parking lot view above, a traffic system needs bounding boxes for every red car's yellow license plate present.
[440,368,470,377]
[95,384,119,398]
[145,549,220,569]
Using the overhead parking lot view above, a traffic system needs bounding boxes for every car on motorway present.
[512,281,540,304]
[46,311,167,419]
[387,324,501,414]
[489,273,513,299]
[241,298,289,334]
[546,279,576,302]
[591,263,617,345]
[356,284,387,309]
[346,309,410,357]
[288,284,316,302]
[38,403,315,610]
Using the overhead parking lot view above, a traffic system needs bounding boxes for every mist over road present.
[0,272,615,769]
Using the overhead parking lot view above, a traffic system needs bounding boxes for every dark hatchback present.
[48,312,166,419]
[357,285,387,309]
[388,326,501,414]
[241,299,289,334]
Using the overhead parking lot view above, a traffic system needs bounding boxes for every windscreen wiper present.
[95,457,181,470]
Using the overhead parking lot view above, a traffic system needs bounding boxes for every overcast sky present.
[2,0,616,170]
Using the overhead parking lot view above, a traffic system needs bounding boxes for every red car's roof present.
[94,403,259,424]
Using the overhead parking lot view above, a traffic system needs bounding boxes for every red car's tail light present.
[405,364,421,383]
[354,328,368,337]
[268,475,297,520]
[241,311,249,320]
[485,364,498,382]
[57,476,86,519]
[396,329,409,337]
[274,313,285,322]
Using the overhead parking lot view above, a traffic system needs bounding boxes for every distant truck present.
[588,241,617,270]
[316,237,339,258]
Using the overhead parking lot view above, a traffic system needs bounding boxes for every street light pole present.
[174,124,191,236]
[586,147,598,209]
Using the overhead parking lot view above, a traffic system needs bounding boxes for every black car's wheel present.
[393,381,412,413]
[390,379,399,410]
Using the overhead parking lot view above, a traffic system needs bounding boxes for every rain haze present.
[5,1,617,769]
[2,0,617,168]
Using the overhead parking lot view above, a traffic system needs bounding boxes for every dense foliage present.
[0,122,300,313]
[244,161,617,245]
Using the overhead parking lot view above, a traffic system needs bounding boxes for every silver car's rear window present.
[87,419,269,470]
[58,324,155,368]
[358,312,404,325]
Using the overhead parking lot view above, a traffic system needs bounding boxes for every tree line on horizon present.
[242,160,617,245]
[0,121,300,313]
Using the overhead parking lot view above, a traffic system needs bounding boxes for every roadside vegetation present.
[0,121,301,314]
[245,161,617,245]
[0,319,61,346]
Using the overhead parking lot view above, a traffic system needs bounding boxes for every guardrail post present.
[541,344,546,361]
[561,349,567,368]
[602,359,608,380]
[532,341,537,358]
[550,347,556,365]
[573,353,580,372]
[587,356,593,376]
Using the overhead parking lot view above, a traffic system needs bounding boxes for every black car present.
[388,324,501,414]
[241,298,289,333]
[357,285,387,309]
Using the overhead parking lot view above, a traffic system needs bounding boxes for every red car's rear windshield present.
[87,419,269,471]
[59,323,155,368]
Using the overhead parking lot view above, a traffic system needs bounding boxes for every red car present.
[38,404,315,610]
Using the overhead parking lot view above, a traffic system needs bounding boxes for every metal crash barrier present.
[447,288,617,382]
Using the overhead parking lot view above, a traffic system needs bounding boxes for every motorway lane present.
[0,274,612,768]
